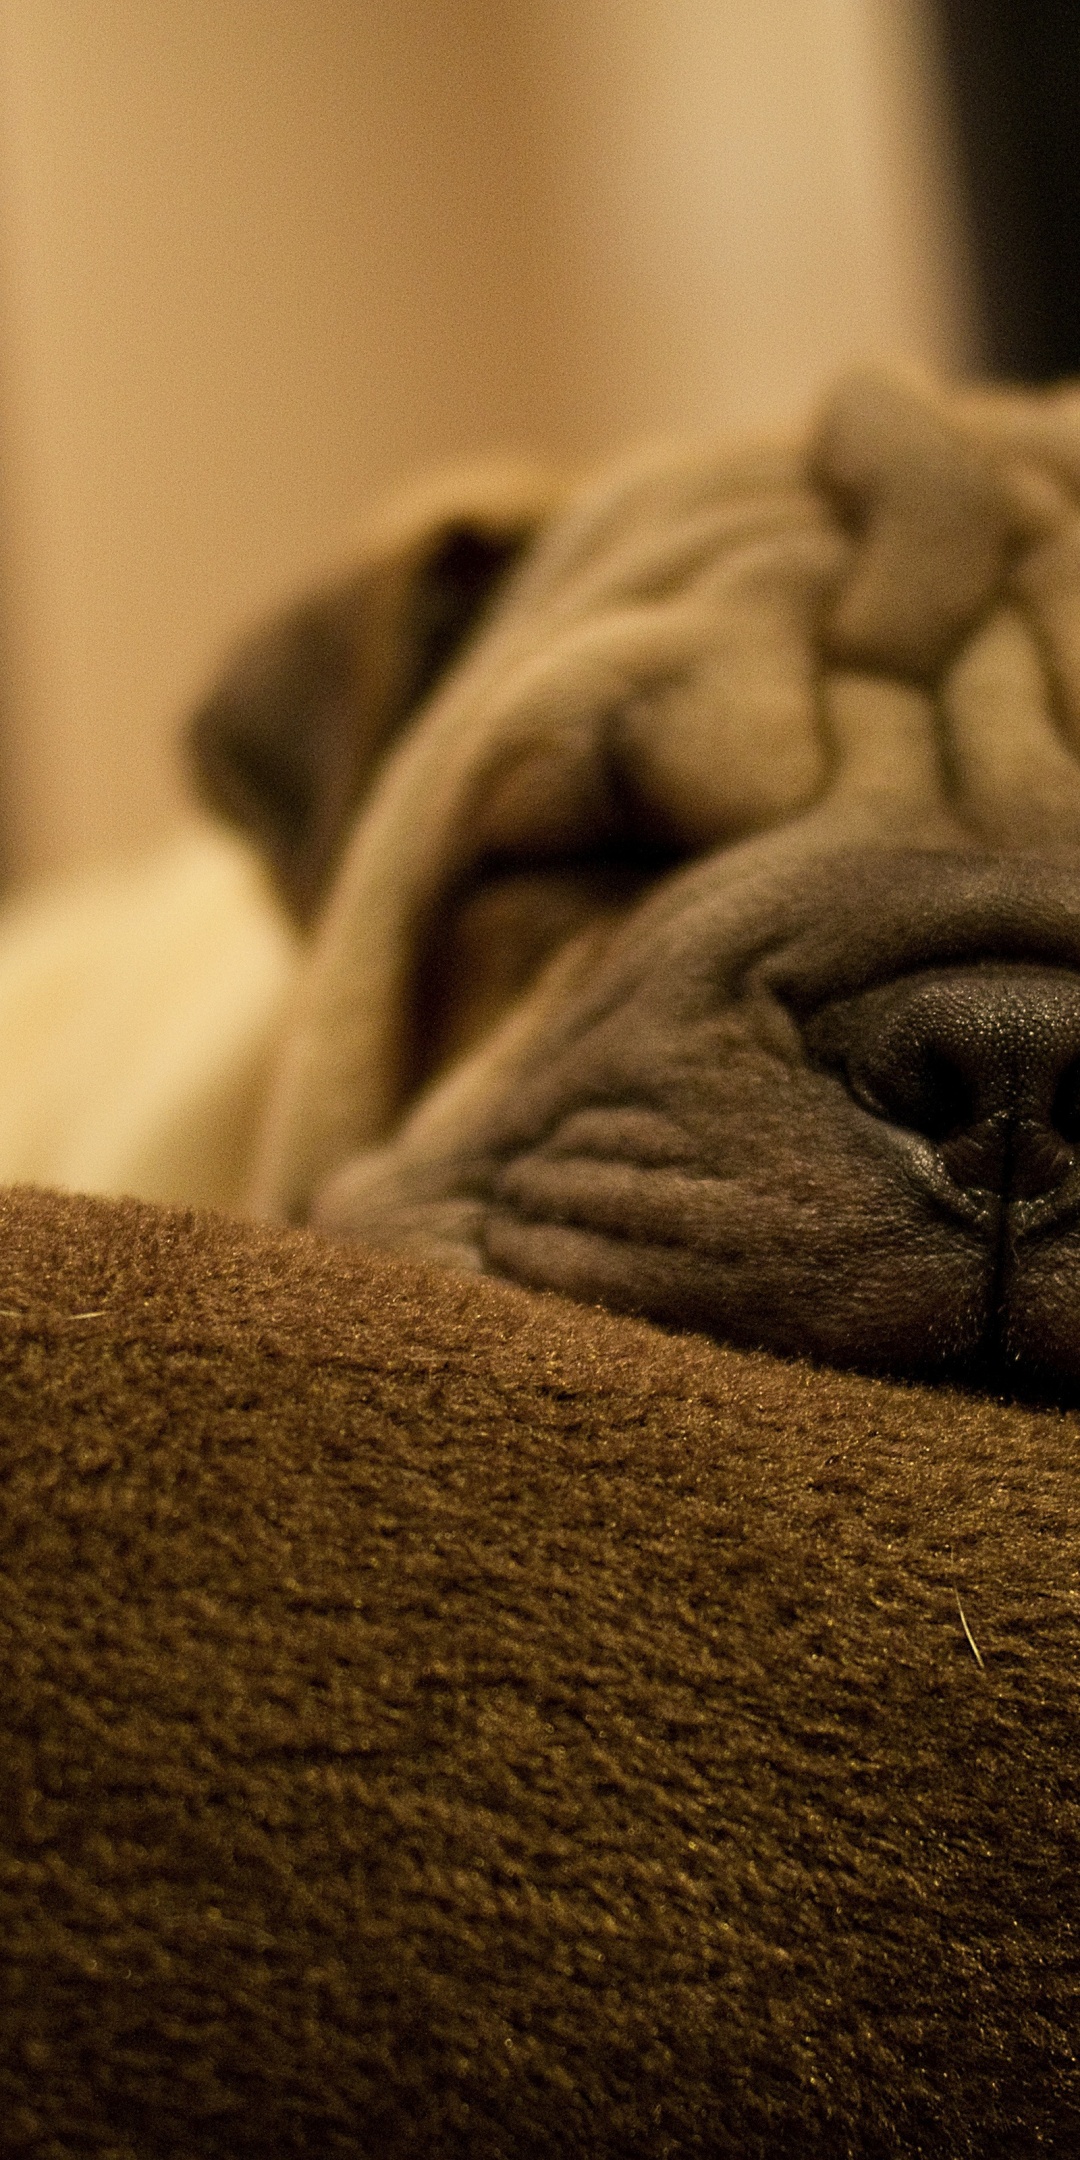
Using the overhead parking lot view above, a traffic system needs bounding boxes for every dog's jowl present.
[187,369,1080,1392]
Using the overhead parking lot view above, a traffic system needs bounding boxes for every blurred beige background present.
[0,0,979,889]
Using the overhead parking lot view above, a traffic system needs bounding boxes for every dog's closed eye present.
[413,842,686,1090]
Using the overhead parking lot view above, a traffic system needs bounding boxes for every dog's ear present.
[187,475,554,923]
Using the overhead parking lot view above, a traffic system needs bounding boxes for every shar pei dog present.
[11,364,1080,1395]
[181,366,1080,1399]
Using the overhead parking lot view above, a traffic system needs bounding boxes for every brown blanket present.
[0,1184,1077,2156]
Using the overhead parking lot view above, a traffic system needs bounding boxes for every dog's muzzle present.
[475,852,1080,1395]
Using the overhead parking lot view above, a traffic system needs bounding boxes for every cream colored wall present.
[0,0,979,886]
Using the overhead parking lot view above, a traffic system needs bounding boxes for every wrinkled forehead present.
[396,365,1080,876]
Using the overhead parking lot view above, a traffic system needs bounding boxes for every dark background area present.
[937,0,1080,380]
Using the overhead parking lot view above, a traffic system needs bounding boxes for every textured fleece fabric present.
[0,1184,1077,2157]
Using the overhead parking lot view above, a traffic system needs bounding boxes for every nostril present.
[801,963,1080,1202]
[865,1045,975,1143]
[1052,1056,1080,1144]
[804,990,982,1141]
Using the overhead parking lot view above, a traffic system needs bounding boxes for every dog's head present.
[190,369,1080,1397]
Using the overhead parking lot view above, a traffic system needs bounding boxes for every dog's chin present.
[312,1112,1080,1400]
[482,1197,1080,1401]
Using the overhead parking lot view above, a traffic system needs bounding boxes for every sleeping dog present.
[15,366,1080,1394]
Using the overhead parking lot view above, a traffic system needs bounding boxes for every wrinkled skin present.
[312,841,1080,1395]
[190,373,1080,1398]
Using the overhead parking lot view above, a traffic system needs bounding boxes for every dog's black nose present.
[805,966,1080,1200]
